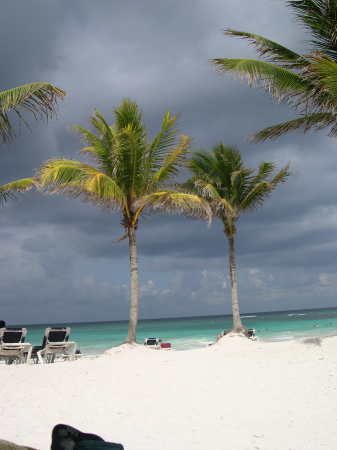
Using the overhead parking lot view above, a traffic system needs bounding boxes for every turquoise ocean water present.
[10,306,337,357]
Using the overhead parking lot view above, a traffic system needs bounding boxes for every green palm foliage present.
[1,82,67,146]
[211,0,337,143]
[0,179,38,209]
[184,143,290,332]
[0,82,67,206]
[36,99,211,344]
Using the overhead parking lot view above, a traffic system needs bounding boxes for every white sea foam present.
[241,315,256,318]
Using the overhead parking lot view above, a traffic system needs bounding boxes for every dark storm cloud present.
[0,0,336,325]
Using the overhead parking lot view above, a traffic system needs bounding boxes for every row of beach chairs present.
[144,330,258,350]
[0,327,82,365]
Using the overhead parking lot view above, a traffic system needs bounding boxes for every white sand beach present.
[1,334,336,450]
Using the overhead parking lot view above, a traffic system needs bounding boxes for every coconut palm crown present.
[211,0,337,143]
[35,99,211,344]
[183,143,290,333]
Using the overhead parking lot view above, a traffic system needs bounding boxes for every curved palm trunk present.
[123,226,139,344]
[227,233,245,332]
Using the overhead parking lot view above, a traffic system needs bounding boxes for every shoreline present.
[10,307,336,356]
[70,327,337,358]
[1,334,337,450]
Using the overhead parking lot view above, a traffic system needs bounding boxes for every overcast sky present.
[1,0,336,326]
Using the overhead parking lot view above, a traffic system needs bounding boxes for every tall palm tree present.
[184,143,290,333]
[0,82,67,206]
[211,0,337,143]
[35,99,211,344]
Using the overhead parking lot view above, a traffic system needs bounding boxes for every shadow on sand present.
[301,337,322,347]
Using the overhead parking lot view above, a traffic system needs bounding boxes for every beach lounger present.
[144,337,159,349]
[160,343,171,350]
[248,329,259,341]
[29,327,77,364]
[0,328,32,364]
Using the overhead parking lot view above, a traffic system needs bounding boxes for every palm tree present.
[35,99,211,344]
[0,82,67,206]
[211,0,337,143]
[184,143,290,333]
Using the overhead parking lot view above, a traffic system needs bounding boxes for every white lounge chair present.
[0,328,32,364]
[37,341,77,363]
[29,327,77,364]
[144,337,159,349]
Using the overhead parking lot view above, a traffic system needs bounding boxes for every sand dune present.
[1,334,336,450]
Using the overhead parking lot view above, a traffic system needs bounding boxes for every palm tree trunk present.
[123,226,139,344]
[227,233,244,332]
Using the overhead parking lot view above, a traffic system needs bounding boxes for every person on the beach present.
[158,340,163,348]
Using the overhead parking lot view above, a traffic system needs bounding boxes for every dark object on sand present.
[51,425,123,450]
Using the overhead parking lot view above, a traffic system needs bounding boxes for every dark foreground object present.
[51,425,124,450]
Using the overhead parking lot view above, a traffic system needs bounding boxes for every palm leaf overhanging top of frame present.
[210,1,337,142]
[0,83,67,146]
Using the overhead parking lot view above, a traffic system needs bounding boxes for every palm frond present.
[148,135,192,191]
[133,191,212,226]
[211,197,236,216]
[269,162,292,187]
[236,181,273,214]
[0,178,37,208]
[181,176,235,216]
[194,179,222,199]
[72,111,115,178]
[237,161,291,214]
[247,161,276,186]
[211,58,314,105]
[113,98,147,137]
[0,83,67,146]
[147,111,180,172]
[187,149,216,179]
[248,112,337,143]
[36,158,128,212]
[116,127,148,197]
[223,29,307,68]
[288,0,337,60]
[302,52,337,112]
[231,168,256,205]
